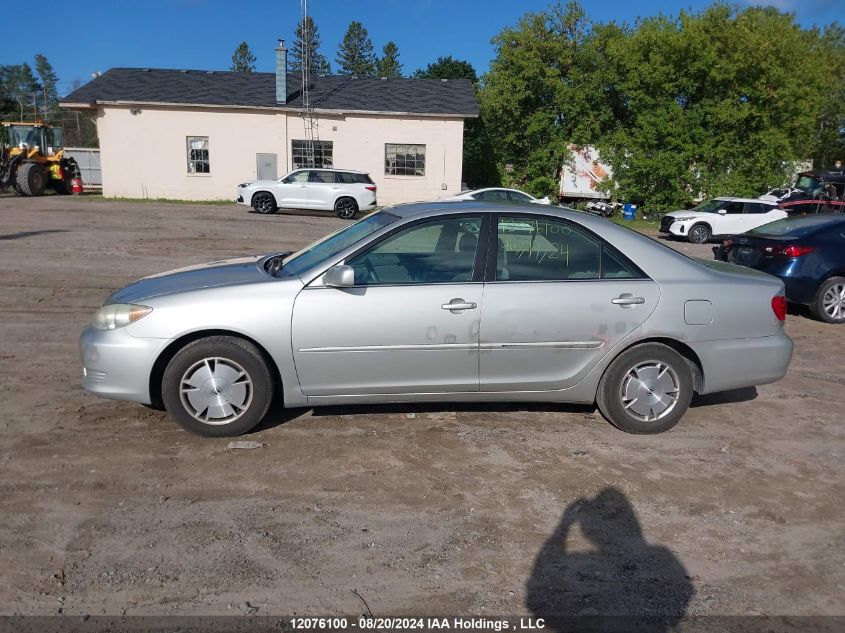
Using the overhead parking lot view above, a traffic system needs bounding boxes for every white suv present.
[659,197,786,244]
[237,168,377,219]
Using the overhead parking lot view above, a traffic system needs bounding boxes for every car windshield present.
[279,211,400,277]
[689,199,726,213]
[794,175,821,193]
[747,215,843,238]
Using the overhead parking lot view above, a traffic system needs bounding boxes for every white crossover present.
[659,197,785,244]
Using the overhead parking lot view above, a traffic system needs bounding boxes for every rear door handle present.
[442,298,477,312]
[612,294,645,307]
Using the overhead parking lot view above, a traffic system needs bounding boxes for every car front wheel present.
[161,336,274,436]
[596,343,694,434]
[810,276,845,324]
[252,192,278,214]
[687,223,711,244]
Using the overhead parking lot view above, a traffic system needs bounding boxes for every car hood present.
[239,179,278,188]
[106,255,270,304]
[664,210,713,219]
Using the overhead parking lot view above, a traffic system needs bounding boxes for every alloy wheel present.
[254,193,275,214]
[179,357,253,424]
[822,283,845,320]
[690,226,709,243]
[336,199,356,219]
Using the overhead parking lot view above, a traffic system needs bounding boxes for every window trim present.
[484,212,649,283]
[186,135,210,175]
[384,143,426,177]
[332,214,490,288]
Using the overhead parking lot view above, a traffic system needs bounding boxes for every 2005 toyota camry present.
[79,202,793,436]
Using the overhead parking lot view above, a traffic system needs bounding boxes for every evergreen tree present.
[291,16,331,75]
[34,54,58,118]
[7,63,39,120]
[230,42,257,72]
[376,42,403,77]
[336,21,376,76]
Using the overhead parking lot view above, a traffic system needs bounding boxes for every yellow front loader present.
[0,121,80,196]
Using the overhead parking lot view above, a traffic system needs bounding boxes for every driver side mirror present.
[323,264,355,288]
[281,177,292,184]
[717,208,727,215]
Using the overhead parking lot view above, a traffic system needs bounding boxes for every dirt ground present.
[0,195,843,620]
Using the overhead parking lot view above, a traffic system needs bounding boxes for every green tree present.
[376,41,402,77]
[5,63,40,120]
[336,21,376,76]
[291,16,331,75]
[479,2,590,197]
[413,56,478,82]
[230,41,256,72]
[34,54,58,119]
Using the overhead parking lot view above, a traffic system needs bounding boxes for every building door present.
[256,153,277,181]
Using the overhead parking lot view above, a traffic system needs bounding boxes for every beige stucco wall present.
[94,104,466,205]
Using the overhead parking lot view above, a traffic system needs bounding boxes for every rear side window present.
[496,216,644,281]
[335,172,373,184]
[308,170,334,183]
[508,191,532,203]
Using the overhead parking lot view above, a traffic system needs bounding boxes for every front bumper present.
[79,326,171,405]
[690,331,793,395]
[235,189,250,206]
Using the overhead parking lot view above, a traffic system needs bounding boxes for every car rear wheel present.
[810,277,845,324]
[335,197,358,219]
[688,223,711,244]
[161,336,274,436]
[596,343,693,434]
[252,192,278,214]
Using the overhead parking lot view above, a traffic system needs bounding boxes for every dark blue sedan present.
[714,215,845,323]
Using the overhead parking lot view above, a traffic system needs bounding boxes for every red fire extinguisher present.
[71,178,83,195]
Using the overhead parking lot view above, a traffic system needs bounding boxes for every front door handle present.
[441,298,477,313]
[612,293,645,308]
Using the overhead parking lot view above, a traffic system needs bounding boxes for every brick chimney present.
[275,39,287,104]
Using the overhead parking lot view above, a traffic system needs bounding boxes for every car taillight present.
[771,295,787,321]
[773,245,814,258]
[365,185,377,192]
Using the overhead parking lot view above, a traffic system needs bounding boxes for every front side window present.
[187,136,209,173]
[508,191,533,203]
[292,140,333,169]
[723,201,743,214]
[496,216,642,281]
[385,143,425,176]
[348,216,482,285]
[308,170,334,183]
[284,170,309,183]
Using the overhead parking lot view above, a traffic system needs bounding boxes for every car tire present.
[161,336,275,437]
[596,343,694,434]
[687,223,711,244]
[810,276,845,324]
[335,197,358,219]
[252,192,278,214]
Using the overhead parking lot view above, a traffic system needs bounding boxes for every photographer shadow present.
[526,487,693,632]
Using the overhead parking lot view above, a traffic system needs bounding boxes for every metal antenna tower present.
[300,0,319,168]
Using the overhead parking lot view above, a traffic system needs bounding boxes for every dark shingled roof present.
[60,68,478,117]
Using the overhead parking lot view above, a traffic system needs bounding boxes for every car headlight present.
[91,304,152,330]
[238,183,251,188]
[673,216,694,221]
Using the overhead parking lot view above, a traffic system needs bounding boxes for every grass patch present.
[611,216,661,231]
[82,194,236,205]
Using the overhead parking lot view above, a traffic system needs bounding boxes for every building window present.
[186,136,209,173]
[292,140,333,168]
[385,143,425,176]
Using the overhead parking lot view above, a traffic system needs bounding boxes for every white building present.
[60,43,478,205]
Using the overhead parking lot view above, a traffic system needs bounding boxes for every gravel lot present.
[0,195,843,619]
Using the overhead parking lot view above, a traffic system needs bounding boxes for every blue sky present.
[4,0,842,96]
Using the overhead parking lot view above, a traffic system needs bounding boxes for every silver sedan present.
[79,202,793,436]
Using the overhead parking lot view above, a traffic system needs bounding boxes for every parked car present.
[713,214,845,323]
[236,168,377,219]
[659,197,785,244]
[80,202,792,438]
[441,187,551,204]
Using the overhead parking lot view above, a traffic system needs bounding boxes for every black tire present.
[161,336,275,437]
[52,173,73,195]
[15,162,47,196]
[687,223,711,244]
[596,343,694,434]
[251,192,278,214]
[335,197,358,219]
[809,276,845,324]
